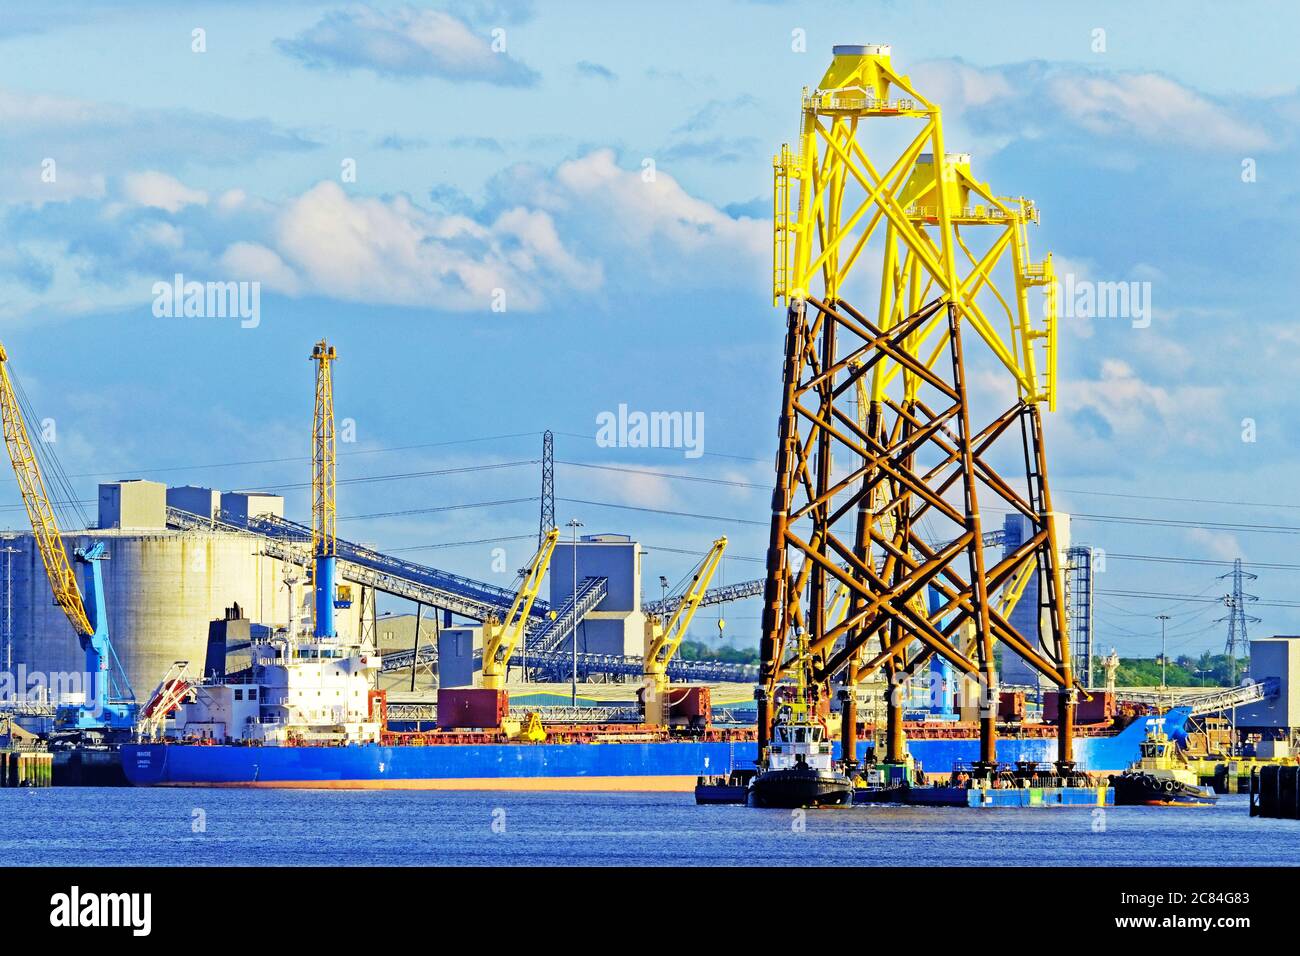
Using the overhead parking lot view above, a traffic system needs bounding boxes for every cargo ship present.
[121,618,1194,789]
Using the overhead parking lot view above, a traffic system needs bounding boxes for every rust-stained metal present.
[757,294,1074,775]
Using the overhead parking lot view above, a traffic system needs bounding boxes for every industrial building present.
[1238,637,1300,735]
[999,512,1073,689]
[5,479,362,700]
[438,533,648,688]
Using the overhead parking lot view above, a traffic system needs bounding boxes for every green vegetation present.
[1095,652,1244,688]
[678,640,760,665]
[674,644,1244,685]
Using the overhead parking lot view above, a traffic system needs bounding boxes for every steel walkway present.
[167,507,542,623]
[531,576,609,651]
[168,506,757,683]
[643,578,765,617]
[1118,678,1278,717]
[521,647,757,683]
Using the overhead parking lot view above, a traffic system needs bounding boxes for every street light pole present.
[567,518,583,709]
[1156,614,1170,692]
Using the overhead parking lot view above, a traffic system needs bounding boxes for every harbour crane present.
[0,343,136,736]
[310,339,340,639]
[481,528,560,690]
[642,536,727,728]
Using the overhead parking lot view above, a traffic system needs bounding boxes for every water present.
[0,789,1294,866]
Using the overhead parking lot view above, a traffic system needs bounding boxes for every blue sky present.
[1,0,1298,661]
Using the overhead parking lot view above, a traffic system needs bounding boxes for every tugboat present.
[748,635,853,809]
[1110,716,1218,807]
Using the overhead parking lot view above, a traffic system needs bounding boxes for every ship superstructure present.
[172,628,381,747]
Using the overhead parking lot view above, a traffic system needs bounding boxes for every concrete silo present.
[4,480,361,702]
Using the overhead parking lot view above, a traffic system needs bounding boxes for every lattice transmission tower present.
[539,430,555,545]
[1217,558,1259,687]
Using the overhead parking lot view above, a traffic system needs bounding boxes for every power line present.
[254,460,537,493]
[1098,588,1300,609]
[550,430,766,463]
[1059,486,1300,512]
[557,460,766,490]
[1074,512,1300,537]
[556,496,767,527]
[0,431,544,486]
[386,534,537,554]
[341,497,537,521]
[1108,553,1300,571]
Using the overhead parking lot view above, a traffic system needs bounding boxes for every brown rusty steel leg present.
[839,688,857,773]
[883,398,915,766]
[758,302,805,757]
[1026,403,1076,774]
[755,295,1070,786]
[808,311,836,664]
[945,306,998,776]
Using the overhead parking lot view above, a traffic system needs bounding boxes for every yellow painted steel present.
[0,343,93,638]
[481,527,560,690]
[514,711,546,742]
[997,554,1037,621]
[773,44,1058,409]
[827,534,1036,634]
[642,536,727,726]
[310,340,337,560]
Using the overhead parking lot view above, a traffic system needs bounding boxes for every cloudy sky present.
[0,0,1297,660]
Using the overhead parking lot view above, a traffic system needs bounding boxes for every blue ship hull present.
[121,709,1189,790]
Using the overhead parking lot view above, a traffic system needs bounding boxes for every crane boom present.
[481,527,560,690]
[642,536,727,727]
[311,340,338,639]
[0,342,135,733]
[0,344,92,637]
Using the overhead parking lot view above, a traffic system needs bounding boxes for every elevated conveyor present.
[168,507,758,683]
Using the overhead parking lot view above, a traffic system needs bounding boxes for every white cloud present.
[913,59,1272,153]
[219,241,302,295]
[912,60,1013,110]
[1184,527,1243,563]
[0,88,316,206]
[535,149,768,288]
[276,5,538,86]
[271,180,599,309]
[1045,72,1270,152]
[122,171,208,213]
[0,150,765,320]
[1064,358,1222,447]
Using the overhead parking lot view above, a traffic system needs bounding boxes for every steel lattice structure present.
[758,44,1075,776]
[310,340,337,561]
[539,429,555,546]
[1217,559,1259,687]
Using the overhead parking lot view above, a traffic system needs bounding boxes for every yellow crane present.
[0,345,90,636]
[642,537,727,728]
[481,527,560,690]
[0,343,136,732]
[310,340,339,639]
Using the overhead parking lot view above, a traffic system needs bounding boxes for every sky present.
[0,0,1298,662]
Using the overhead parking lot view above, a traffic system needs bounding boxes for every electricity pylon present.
[1217,559,1259,687]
